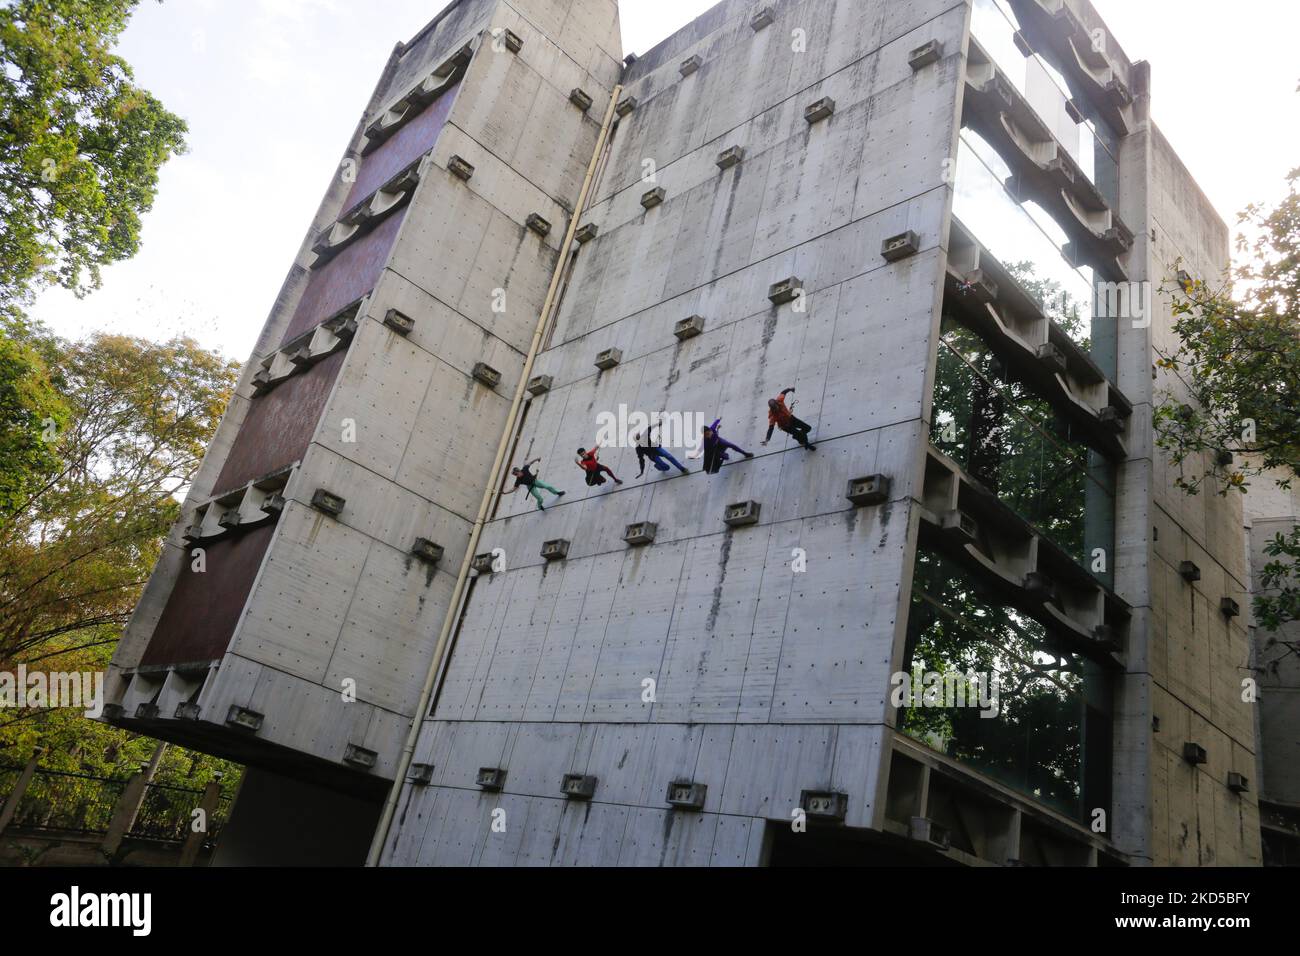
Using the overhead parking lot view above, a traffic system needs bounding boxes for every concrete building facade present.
[104,0,1263,866]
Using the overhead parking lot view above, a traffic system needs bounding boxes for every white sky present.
[27,0,1300,360]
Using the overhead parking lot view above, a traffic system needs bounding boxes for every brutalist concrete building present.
[104,0,1264,866]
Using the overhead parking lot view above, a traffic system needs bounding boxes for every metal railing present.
[0,762,230,846]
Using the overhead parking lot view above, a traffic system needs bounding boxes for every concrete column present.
[0,748,43,837]
[101,768,151,857]
[178,778,223,867]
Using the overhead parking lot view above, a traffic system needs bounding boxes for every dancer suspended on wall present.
[760,387,817,451]
[576,444,623,487]
[691,418,754,475]
[633,422,690,478]
[504,458,566,511]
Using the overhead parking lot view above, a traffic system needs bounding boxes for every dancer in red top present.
[761,387,816,450]
[575,445,623,486]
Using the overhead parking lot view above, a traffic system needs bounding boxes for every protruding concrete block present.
[1227,772,1249,794]
[673,315,705,340]
[411,537,444,565]
[574,223,598,244]
[594,347,623,370]
[561,773,598,800]
[881,230,920,262]
[666,780,706,810]
[941,509,978,543]
[1012,30,1033,57]
[1220,597,1240,618]
[909,817,951,849]
[175,702,201,721]
[225,705,264,733]
[499,28,522,53]
[260,493,285,517]
[751,7,774,30]
[1091,624,1121,652]
[804,96,836,124]
[447,155,475,180]
[800,790,848,822]
[251,368,274,394]
[679,55,701,76]
[641,186,666,209]
[1216,450,1234,467]
[476,767,507,791]
[311,488,346,517]
[908,39,943,70]
[409,763,434,786]
[472,361,502,388]
[615,96,637,117]
[218,506,242,531]
[716,145,745,169]
[1179,560,1201,582]
[1098,406,1126,433]
[383,308,415,335]
[134,702,159,719]
[569,88,593,112]
[1182,742,1208,765]
[723,501,761,527]
[526,374,553,395]
[623,522,658,546]
[471,552,498,574]
[525,213,551,237]
[344,744,378,769]
[846,474,890,506]
[541,538,570,561]
[1036,342,1068,374]
[768,276,804,305]
[1065,98,1085,124]
[1023,571,1057,602]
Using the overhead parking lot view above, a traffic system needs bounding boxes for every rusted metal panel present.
[280,210,405,345]
[345,83,459,210]
[212,349,346,495]
[138,522,277,668]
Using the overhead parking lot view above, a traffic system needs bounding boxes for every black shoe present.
[679,467,689,474]
[556,491,565,497]
[538,503,545,511]
[744,452,754,459]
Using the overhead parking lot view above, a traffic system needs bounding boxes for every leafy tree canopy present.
[0,0,187,308]
[1155,165,1300,636]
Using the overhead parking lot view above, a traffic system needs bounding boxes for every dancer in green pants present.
[505,458,565,511]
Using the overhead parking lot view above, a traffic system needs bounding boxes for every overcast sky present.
[27,0,1300,359]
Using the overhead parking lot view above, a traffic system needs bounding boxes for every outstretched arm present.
[762,422,775,444]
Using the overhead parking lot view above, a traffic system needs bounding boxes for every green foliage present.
[0,0,187,308]
[0,324,240,790]
[0,313,67,520]
[1155,168,1300,633]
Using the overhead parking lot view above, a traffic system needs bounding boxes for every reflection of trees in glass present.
[1005,260,1090,351]
[931,320,1091,559]
[901,551,1093,818]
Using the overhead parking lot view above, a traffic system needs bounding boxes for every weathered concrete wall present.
[384,0,970,866]
[106,0,623,784]
[1121,119,1260,865]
